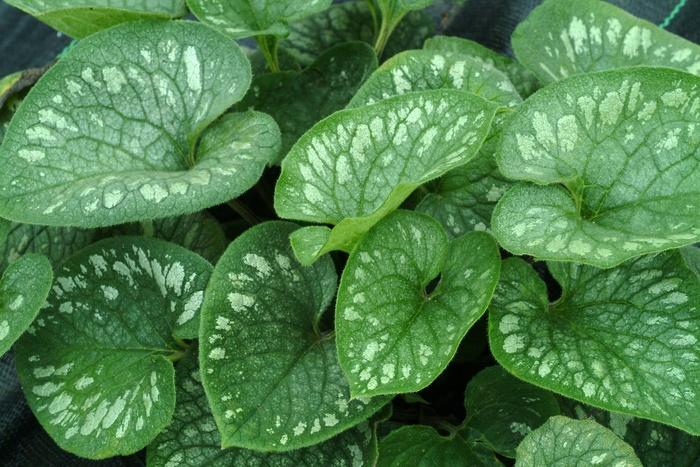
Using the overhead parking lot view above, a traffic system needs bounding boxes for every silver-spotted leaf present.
[463,366,560,458]
[5,0,187,38]
[0,20,282,228]
[336,210,501,396]
[239,42,377,157]
[148,350,382,467]
[493,67,700,267]
[186,0,333,39]
[512,0,700,84]
[15,237,213,459]
[489,254,700,434]
[275,89,497,264]
[0,254,52,356]
[199,221,388,451]
[515,416,641,467]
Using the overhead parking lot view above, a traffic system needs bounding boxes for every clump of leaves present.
[0,0,699,465]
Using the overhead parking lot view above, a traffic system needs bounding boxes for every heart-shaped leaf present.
[199,221,388,451]
[0,254,52,356]
[148,350,383,466]
[336,210,501,396]
[275,89,497,265]
[239,42,377,157]
[463,366,560,458]
[512,0,700,84]
[0,20,282,228]
[515,416,642,467]
[15,237,213,459]
[492,67,700,267]
[489,253,700,434]
[5,0,187,38]
[186,0,332,39]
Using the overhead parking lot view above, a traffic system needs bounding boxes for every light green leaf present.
[275,89,497,264]
[515,416,641,467]
[15,237,213,459]
[239,42,377,157]
[199,221,388,451]
[493,67,700,268]
[463,366,560,458]
[5,0,187,38]
[681,246,700,278]
[489,253,700,434]
[186,0,333,40]
[376,0,433,28]
[336,210,501,396]
[148,351,383,467]
[378,425,502,467]
[512,0,700,84]
[423,35,539,97]
[0,254,52,356]
[0,21,282,228]
[1,67,48,142]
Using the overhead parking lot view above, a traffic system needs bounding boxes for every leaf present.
[492,67,700,268]
[15,237,213,459]
[462,366,560,458]
[0,20,282,228]
[489,253,700,435]
[275,89,497,264]
[681,246,700,278]
[376,0,433,29]
[148,351,383,467]
[1,67,48,142]
[186,0,333,40]
[377,425,502,467]
[423,35,539,97]
[515,416,641,467]
[0,254,52,356]
[336,210,501,396]
[5,0,187,38]
[512,0,700,84]
[199,221,388,451]
[239,42,377,157]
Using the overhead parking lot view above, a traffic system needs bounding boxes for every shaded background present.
[0,0,698,465]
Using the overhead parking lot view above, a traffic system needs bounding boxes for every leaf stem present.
[373,10,404,56]
[256,35,281,72]
[167,348,186,362]
[228,199,261,225]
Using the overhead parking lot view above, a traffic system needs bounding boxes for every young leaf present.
[275,90,497,264]
[239,42,378,157]
[336,210,501,397]
[5,0,187,38]
[512,0,700,84]
[186,0,333,39]
[493,67,700,268]
[489,253,700,435]
[373,1,434,55]
[424,35,539,97]
[15,237,213,459]
[0,21,282,228]
[0,254,52,356]
[378,425,502,467]
[199,221,388,451]
[148,351,382,467]
[515,416,642,467]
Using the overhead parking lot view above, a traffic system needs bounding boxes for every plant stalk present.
[257,35,281,72]
[228,199,261,225]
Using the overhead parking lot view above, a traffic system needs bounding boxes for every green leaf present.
[492,67,700,268]
[515,416,642,467]
[239,42,377,157]
[423,35,539,97]
[512,0,700,84]
[0,254,52,356]
[489,253,700,435]
[0,20,282,228]
[186,0,333,40]
[681,246,700,278]
[5,0,187,38]
[107,213,227,263]
[148,350,383,467]
[15,237,213,459]
[463,366,560,457]
[1,67,48,142]
[378,425,502,467]
[275,89,497,264]
[199,221,388,451]
[336,210,501,396]
[376,0,433,28]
